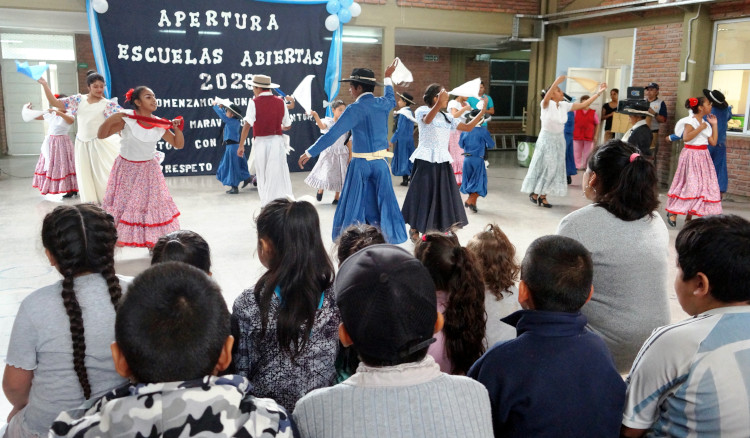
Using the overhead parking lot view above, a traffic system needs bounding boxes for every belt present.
[223,140,239,145]
[684,144,707,150]
[351,149,393,161]
[651,129,659,133]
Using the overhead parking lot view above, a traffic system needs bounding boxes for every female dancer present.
[304,101,350,204]
[98,86,184,248]
[3,205,125,437]
[212,101,251,194]
[521,75,605,208]
[401,85,487,242]
[38,71,122,204]
[665,97,722,227]
[447,95,472,185]
[28,99,78,197]
[390,92,416,186]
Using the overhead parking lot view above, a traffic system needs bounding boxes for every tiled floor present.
[1,150,749,419]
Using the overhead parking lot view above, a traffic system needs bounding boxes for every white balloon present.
[325,14,340,32]
[349,2,362,17]
[92,0,109,14]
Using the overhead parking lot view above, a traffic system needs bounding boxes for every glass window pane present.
[516,62,529,80]
[491,61,516,81]
[710,69,749,132]
[1,33,75,61]
[489,85,512,117]
[513,85,529,118]
[714,22,750,65]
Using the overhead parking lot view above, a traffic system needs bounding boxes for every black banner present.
[93,0,333,176]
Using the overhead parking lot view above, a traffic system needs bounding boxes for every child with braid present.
[3,204,127,438]
[415,231,487,375]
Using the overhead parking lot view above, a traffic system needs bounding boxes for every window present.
[1,33,75,61]
[489,60,529,120]
[709,19,750,134]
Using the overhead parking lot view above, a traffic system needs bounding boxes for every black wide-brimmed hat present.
[397,92,415,106]
[618,101,651,117]
[703,89,729,109]
[340,68,382,86]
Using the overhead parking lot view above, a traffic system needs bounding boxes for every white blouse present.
[119,110,166,161]
[540,100,572,134]
[409,105,460,163]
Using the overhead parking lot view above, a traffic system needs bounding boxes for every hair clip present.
[124,88,134,102]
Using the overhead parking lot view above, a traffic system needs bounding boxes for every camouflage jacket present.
[50,374,298,437]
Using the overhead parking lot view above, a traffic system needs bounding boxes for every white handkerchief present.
[291,74,315,114]
[396,107,417,124]
[391,57,413,85]
[448,78,481,98]
[22,103,45,122]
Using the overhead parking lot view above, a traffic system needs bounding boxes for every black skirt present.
[401,159,468,233]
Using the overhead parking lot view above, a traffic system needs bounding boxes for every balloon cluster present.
[324,0,361,31]
[92,0,109,14]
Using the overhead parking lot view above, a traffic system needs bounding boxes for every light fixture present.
[159,30,187,34]
[198,31,222,35]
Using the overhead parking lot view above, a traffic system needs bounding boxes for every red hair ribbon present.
[689,97,698,107]
[53,94,61,99]
[630,153,640,163]
[124,88,134,102]
[421,235,427,242]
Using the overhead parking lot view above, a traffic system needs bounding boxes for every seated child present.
[468,235,625,437]
[466,224,521,346]
[415,232,486,375]
[621,215,750,437]
[293,244,494,438]
[151,230,212,274]
[50,262,296,437]
[333,224,386,383]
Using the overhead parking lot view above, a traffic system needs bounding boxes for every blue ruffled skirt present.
[460,156,487,197]
[333,158,407,244]
[216,143,251,187]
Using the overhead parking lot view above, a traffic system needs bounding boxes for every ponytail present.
[588,140,658,221]
[415,232,486,375]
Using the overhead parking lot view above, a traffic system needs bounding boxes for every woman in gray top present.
[557,140,670,373]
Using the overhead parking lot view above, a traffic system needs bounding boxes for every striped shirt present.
[623,305,750,437]
[292,356,494,438]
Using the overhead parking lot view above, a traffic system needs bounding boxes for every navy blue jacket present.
[468,310,625,438]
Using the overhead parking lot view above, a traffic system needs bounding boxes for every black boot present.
[62,191,78,199]
[241,177,253,188]
[226,186,239,194]
[400,176,409,186]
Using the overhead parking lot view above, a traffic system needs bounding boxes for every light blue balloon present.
[326,0,340,14]
[340,0,354,7]
[337,7,352,24]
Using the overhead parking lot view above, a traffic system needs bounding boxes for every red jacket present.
[574,109,597,141]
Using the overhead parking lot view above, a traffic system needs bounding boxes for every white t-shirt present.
[43,111,73,136]
[679,116,713,146]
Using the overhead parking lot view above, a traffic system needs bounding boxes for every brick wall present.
[709,0,750,19]
[396,0,539,15]
[395,45,451,104]
[75,34,96,93]
[464,58,490,90]
[631,23,683,186]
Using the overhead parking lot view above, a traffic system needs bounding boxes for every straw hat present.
[249,74,279,89]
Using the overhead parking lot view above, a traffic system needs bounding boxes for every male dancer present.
[299,59,407,244]
[238,74,293,205]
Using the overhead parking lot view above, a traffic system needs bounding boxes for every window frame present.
[489,59,529,121]
[709,18,750,136]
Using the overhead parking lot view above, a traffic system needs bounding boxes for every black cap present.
[645,82,659,90]
[335,244,437,363]
[340,68,381,86]
[703,89,729,110]
[228,104,244,118]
